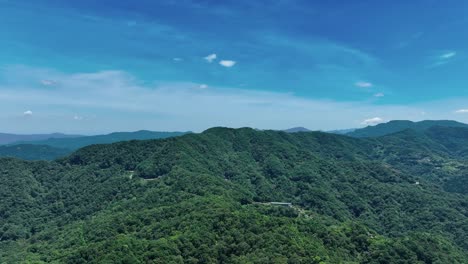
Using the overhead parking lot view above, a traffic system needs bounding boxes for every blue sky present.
[2,0,468,133]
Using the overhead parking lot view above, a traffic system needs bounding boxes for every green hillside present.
[1,127,467,263]
[347,120,468,137]
[0,144,70,160]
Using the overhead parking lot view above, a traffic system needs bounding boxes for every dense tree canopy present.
[0,144,70,160]
[1,126,467,263]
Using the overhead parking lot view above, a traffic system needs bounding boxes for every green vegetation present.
[0,144,70,160]
[347,120,468,137]
[1,126,467,263]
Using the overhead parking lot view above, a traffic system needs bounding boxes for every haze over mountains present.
[12,130,191,150]
[1,120,468,262]
[0,133,80,145]
[0,130,189,160]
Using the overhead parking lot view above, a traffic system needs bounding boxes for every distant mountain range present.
[13,130,190,150]
[284,120,468,137]
[0,130,190,160]
[347,120,468,137]
[3,120,468,161]
[0,133,81,145]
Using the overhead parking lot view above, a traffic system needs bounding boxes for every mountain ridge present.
[0,132,81,145]
[347,120,468,137]
[283,127,312,133]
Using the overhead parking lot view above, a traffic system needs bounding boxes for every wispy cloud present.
[396,32,423,49]
[23,110,33,117]
[440,51,456,59]
[455,109,468,114]
[355,81,373,88]
[73,115,84,121]
[204,54,217,63]
[40,79,56,86]
[260,34,378,67]
[428,51,457,68]
[219,60,236,67]
[374,93,384,97]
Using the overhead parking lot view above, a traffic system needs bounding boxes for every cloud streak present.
[428,51,457,68]
[440,51,456,59]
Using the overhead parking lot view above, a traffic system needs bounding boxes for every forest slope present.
[1,127,467,263]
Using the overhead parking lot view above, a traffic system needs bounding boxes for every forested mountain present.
[0,133,80,145]
[347,120,468,137]
[1,126,468,263]
[0,144,70,160]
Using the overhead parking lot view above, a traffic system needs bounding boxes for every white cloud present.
[204,53,217,63]
[23,110,33,117]
[173,58,183,62]
[455,109,468,114]
[73,115,84,120]
[374,93,384,97]
[219,60,236,67]
[355,81,373,88]
[199,84,208,89]
[361,117,383,126]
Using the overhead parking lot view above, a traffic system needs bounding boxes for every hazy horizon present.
[2,119,467,136]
